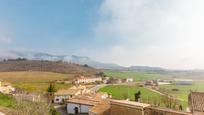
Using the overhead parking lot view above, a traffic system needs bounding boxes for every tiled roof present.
[89,100,110,114]
[67,92,108,106]
[54,89,80,96]
[189,92,204,112]
[111,100,150,109]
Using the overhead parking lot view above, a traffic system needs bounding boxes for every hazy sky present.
[1,0,204,69]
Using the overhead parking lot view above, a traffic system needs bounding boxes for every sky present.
[1,0,204,69]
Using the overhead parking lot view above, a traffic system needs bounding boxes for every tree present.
[134,91,141,102]
[161,95,180,109]
[47,82,57,93]
[14,95,52,115]
[84,64,89,67]
[179,105,183,111]
[47,82,57,103]
[96,72,105,77]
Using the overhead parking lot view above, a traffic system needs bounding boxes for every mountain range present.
[1,51,204,75]
[0,50,124,70]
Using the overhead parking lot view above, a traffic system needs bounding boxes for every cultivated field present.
[0,71,73,93]
[99,85,161,101]
[104,70,172,81]
[159,81,204,102]
[99,85,188,109]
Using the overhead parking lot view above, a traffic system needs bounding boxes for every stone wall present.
[110,104,143,115]
[144,107,192,115]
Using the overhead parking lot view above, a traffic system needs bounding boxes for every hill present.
[0,50,124,69]
[0,71,73,93]
[0,59,99,75]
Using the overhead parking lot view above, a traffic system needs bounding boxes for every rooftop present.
[76,76,101,80]
[69,85,86,90]
[54,89,80,96]
[67,92,108,106]
[89,100,110,114]
[189,91,204,112]
[111,100,150,109]
[174,79,193,81]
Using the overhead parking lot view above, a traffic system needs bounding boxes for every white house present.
[0,81,15,94]
[126,78,134,82]
[174,79,193,85]
[74,76,102,84]
[54,89,81,104]
[54,85,87,104]
[66,92,108,114]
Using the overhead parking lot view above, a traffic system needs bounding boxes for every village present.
[0,74,203,115]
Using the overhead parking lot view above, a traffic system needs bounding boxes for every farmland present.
[104,70,172,81]
[99,85,161,101]
[99,85,189,109]
[0,71,73,93]
[159,81,204,102]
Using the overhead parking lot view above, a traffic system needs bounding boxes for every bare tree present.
[13,93,53,115]
[160,95,180,109]
[14,99,51,115]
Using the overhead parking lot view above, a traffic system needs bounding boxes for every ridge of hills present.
[0,59,99,75]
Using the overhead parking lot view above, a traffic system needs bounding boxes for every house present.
[110,100,150,115]
[89,100,110,115]
[157,79,172,85]
[189,92,204,115]
[145,80,157,86]
[74,76,102,84]
[110,100,191,115]
[66,92,109,114]
[125,78,134,82]
[54,89,81,104]
[174,79,193,85]
[66,93,193,115]
[0,80,15,94]
[54,85,87,104]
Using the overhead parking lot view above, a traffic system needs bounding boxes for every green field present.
[159,81,204,102]
[104,70,172,81]
[0,93,15,108]
[99,85,188,109]
[99,85,161,101]
[0,71,73,93]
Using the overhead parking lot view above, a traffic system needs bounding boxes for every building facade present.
[74,76,102,84]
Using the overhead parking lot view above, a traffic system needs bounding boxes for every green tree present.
[47,82,57,93]
[47,82,57,103]
[134,91,141,102]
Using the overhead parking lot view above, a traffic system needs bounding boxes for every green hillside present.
[104,70,172,81]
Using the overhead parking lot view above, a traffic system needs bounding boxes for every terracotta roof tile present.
[189,92,204,112]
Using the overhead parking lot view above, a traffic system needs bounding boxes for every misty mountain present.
[0,51,124,69]
[128,66,166,73]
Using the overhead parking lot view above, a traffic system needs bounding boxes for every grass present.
[158,82,204,109]
[14,82,72,93]
[99,85,161,101]
[104,70,172,81]
[0,93,16,108]
[0,71,74,93]
[99,85,188,109]
[159,81,204,102]
[0,71,73,83]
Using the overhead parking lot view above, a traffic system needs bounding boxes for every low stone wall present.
[110,103,144,115]
[144,107,192,115]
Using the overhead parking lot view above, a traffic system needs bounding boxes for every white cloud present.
[93,0,204,69]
